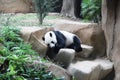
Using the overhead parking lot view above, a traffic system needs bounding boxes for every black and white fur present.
[42,30,82,59]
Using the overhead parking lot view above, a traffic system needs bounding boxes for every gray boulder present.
[68,59,113,80]
[55,48,75,68]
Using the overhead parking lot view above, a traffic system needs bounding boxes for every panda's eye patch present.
[51,41,54,44]
[50,33,52,37]
[42,37,45,41]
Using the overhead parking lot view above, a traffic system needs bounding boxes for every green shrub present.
[0,26,64,80]
[81,0,101,23]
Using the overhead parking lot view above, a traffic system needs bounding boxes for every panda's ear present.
[50,33,52,37]
[42,37,45,41]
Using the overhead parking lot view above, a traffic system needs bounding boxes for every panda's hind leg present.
[73,36,82,52]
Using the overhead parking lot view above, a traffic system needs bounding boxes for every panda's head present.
[42,31,57,48]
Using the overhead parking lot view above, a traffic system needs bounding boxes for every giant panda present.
[42,30,82,59]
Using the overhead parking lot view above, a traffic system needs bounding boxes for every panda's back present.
[59,31,75,46]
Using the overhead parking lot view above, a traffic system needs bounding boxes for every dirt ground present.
[0,13,89,28]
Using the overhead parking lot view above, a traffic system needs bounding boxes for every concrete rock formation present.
[54,23,106,58]
[68,59,113,80]
[79,44,93,58]
[20,27,54,57]
[43,63,72,80]
[102,0,120,80]
[20,21,112,80]
[0,0,34,13]
[55,48,75,68]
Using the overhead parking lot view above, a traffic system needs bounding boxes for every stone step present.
[68,59,113,80]
[80,44,93,58]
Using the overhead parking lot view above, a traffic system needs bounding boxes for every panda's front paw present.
[55,43,60,47]
[55,43,58,46]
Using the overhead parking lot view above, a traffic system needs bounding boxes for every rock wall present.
[20,26,113,80]
[102,0,119,80]
[0,0,34,13]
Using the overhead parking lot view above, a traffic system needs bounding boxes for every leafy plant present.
[34,0,58,24]
[0,26,64,80]
[81,0,101,23]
